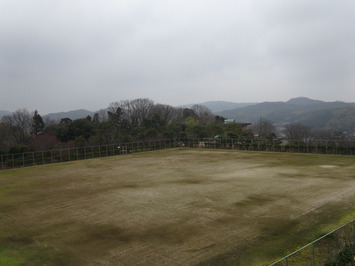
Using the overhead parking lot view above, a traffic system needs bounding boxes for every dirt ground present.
[0,149,354,265]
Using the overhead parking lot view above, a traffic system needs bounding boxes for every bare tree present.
[130,98,155,126]
[171,107,185,122]
[283,123,311,141]
[191,105,214,123]
[150,104,178,122]
[252,118,275,138]
[1,109,33,145]
[43,116,57,127]
[109,98,155,127]
[311,129,347,141]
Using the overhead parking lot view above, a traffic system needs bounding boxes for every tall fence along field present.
[0,149,354,265]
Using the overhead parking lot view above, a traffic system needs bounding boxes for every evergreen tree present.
[31,110,45,136]
[92,113,100,124]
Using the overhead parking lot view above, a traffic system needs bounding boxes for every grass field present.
[0,148,354,265]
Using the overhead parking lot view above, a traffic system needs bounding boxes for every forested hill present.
[218,97,355,131]
[179,101,257,113]
[2,97,355,132]
[0,110,11,118]
[43,109,94,121]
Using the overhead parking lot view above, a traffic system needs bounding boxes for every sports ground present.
[0,149,354,265]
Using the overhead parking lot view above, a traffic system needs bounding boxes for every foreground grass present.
[0,149,354,265]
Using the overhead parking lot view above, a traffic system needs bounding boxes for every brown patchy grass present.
[0,149,354,265]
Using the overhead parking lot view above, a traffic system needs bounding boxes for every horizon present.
[1,96,354,115]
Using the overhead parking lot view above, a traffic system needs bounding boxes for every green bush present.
[8,145,30,154]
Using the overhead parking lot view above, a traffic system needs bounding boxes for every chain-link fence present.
[270,219,355,266]
[177,138,355,155]
[2,138,355,170]
[0,139,179,170]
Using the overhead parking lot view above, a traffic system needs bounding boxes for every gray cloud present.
[257,0,355,87]
[1,0,355,114]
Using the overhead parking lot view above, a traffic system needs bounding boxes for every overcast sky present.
[1,0,355,114]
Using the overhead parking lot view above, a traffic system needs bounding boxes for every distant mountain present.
[0,110,11,119]
[178,101,257,113]
[1,109,95,121]
[3,97,355,132]
[286,97,352,110]
[286,97,325,106]
[218,97,355,131]
[43,109,94,121]
[325,107,355,132]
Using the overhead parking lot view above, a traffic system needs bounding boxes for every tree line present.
[0,98,351,155]
[0,99,251,154]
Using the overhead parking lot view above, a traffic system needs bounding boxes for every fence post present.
[326,140,328,154]
[335,142,338,155]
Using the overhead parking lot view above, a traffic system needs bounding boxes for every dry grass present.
[0,149,354,265]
